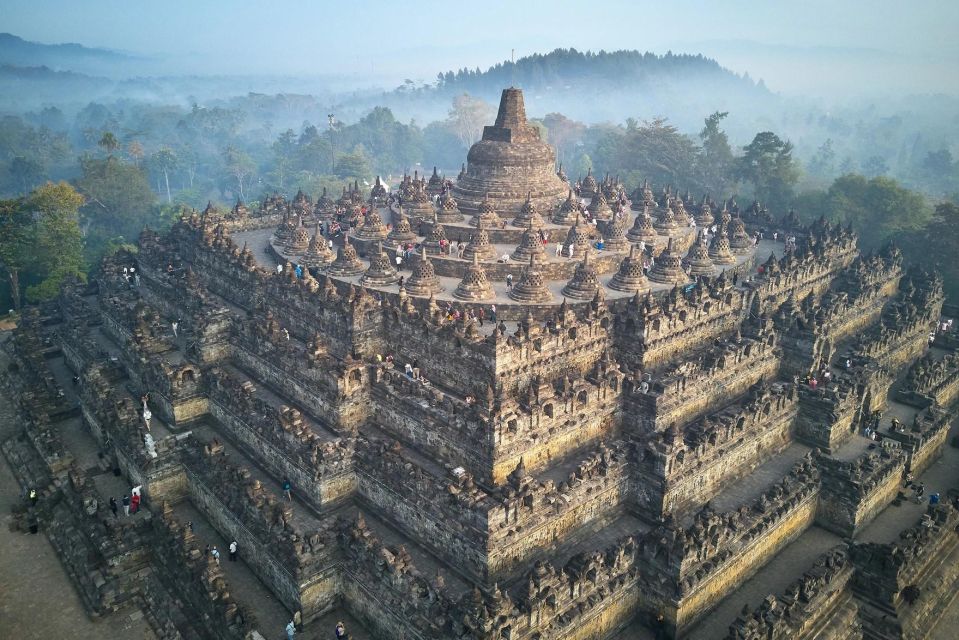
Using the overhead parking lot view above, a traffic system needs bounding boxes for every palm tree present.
[98,132,119,156]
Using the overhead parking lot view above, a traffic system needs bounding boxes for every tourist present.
[568,244,575,260]
[478,307,485,327]
[413,359,420,380]
[130,491,141,514]
[282,328,290,341]
[555,243,562,256]
[143,406,152,431]
[109,496,118,518]
[282,479,293,502]
[211,546,221,564]
[229,540,238,561]
[490,304,496,324]
[134,272,141,287]
[335,621,347,639]
[172,321,179,338]
[405,362,414,378]
[286,620,296,640]
[205,544,210,557]
[276,263,284,274]
[122,494,130,516]
[398,276,404,289]
[930,493,941,505]
[506,274,513,290]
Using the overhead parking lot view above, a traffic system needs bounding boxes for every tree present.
[807,139,836,180]
[98,131,119,155]
[542,113,586,167]
[75,156,157,255]
[900,201,959,299]
[335,147,371,179]
[127,140,145,168]
[270,129,296,191]
[737,131,800,207]
[222,146,256,200]
[447,94,494,150]
[592,118,701,192]
[25,182,85,301]
[8,156,45,194]
[698,111,735,196]
[862,156,888,178]
[151,147,178,204]
[0,197,29,310]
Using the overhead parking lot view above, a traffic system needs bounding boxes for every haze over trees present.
[0,37,957,305]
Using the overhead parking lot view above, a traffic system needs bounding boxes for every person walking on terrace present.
[282,478,292,502]
[122,494,130,516]
[229,540,238,561]
[286,620,296,640]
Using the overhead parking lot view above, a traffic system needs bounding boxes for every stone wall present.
[816,450,906,537]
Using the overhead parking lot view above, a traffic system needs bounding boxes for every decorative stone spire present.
[670,197,691,225]
[422,220,448,256]
[512,192,545,229]
[708,224,737,265]
[426,166,445,196]
[327,234,366,277]
[453,254,495,301]
[648,237,689,285]
[435,189,464,223]
[231,197,249,218]
[586,191,614,222]
[315,187,335,217]
[404,248,443,297]
[601,213,629,252]
[287,217,310,254]
[353,207,389,242]
[361,242,400,286]
[682,231,717,278]
[609,243,650,293]
[508,254,553,303]
[274,210,297,245]
[654,199,681,235]
[695,195,714,227]
[580,168,598,198]
[562,214,592,258]
[626,204,658,243]
[562,249,601,300]
[719,200,732,225]
[470,194,501,228]
[511,220,547,262]
[552,190,584,225]
[387,210,418,244]
[300,223,335,268]
[463,218,497,262]
[729,214,752,254]
[370,176,388,204]
[630,178,655,211]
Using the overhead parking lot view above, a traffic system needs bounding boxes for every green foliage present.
[737,131,800,206]
[592,118,702,193]
[75,155,158,256]
[24,181,86,302]
[900,202,959,300]
[698,112,735,196]
[795,174,932,249]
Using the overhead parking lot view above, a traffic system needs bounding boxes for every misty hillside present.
[0,32,136,76]
[349,48,778,131]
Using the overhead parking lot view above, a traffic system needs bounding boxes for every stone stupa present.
[552,190,584,225]
[561,214,593,259]
[682,231,717,278]
[435,189,464,223]
[562,250,601,300]
[462,219,497,262]
[352,208,389,242]
[300,224,335,268]
[361,242,400,286]
[327,234,366,277]
[708,225,738,265]
[626,205,658,244]
[404,248,443,297]
[422,219,449,256]
[453,254,495,301]
[648,237,689,285]
[453,88,567,219]
[601,214,630,253]
[508,254,553,303]
[695,196,714,227]
[512,221,547,263]
[511,192,546,229]
[387,210,418,245]
[608,244,650,293]
[586,191,614,222]
[729,214,753,254]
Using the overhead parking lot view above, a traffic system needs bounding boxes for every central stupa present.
[452,87,567,219]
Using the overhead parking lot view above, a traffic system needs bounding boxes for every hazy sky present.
[4,0,958,94]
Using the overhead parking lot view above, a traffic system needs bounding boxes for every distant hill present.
[356,48,778,131]
[0,32,138,77]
